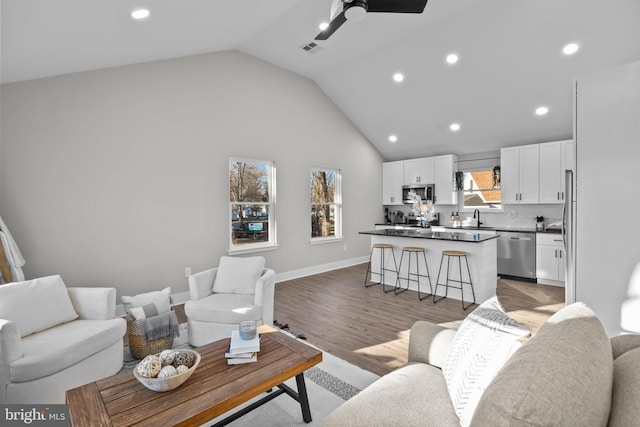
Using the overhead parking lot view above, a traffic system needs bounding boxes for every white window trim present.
[458,169,503,212]
[229,157,277,252]
[309,236,344,245]
[310,167,342,240]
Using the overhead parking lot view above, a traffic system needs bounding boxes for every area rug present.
[124,324,380,426]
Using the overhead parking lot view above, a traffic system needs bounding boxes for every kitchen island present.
[360,229,499,304]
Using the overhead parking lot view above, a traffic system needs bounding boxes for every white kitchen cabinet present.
[539,139,574,203]
[536,233,565,286]
[500,144,539,204]
[382,161,404,205]
[403,157,435,185]
[434,154,458,205]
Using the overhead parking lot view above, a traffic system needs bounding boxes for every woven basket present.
[127,315,174,360]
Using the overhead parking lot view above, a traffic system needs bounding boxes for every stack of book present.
[226,330,261,365]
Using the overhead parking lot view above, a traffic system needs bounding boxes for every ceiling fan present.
[315,0,429,41]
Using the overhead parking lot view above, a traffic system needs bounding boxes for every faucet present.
[473,209,482,228]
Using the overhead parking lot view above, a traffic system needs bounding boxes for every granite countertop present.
[375,223,562,234]
[360,229,499,243]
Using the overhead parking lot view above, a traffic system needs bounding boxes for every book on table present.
[224,346,254,359]
[229,330,261,355]
[227,352,257,365]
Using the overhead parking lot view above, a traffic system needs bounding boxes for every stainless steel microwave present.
[402,184,434,204]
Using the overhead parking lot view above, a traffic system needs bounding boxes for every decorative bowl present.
[133,349,201,392]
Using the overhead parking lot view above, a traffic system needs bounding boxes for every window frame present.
[228,157,278,254]
[459,169,503,212]
[309,167,343,244]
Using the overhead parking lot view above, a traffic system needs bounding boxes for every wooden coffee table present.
[66,327,322,426]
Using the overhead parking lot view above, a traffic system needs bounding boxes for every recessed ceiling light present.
[393,73,404,83]
[535,106,549,116]
[562,43,579,55]
[319,22,329,31]
[388,135,398,143]
[446,53,459,64]
[131,8,150,20]
[449,123,461,132]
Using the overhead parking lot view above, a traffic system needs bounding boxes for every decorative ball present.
[136,355,161,378]
[173,351,195,368]
[159,350,176,366]
[175,365,189,375]
[157,365,177,379]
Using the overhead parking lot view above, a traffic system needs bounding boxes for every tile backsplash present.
[445,204,564,229]
[386,204,563,229]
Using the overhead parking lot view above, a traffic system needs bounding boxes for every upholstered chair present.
[184,256,276,347]
[0,275,126,404]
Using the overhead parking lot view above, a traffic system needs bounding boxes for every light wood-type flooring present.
[273,263,565,377]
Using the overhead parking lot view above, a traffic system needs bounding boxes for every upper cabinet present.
[501,144,540,204]
[403,157,435,185]
[539,140,574,203]
[434,154,458,205]
[382,161,404,205]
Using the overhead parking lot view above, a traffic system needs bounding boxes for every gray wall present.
[0,51,384,297]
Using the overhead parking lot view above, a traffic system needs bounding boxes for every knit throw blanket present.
[141,304,180,343]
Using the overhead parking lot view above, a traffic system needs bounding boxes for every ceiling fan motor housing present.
[344,0,368,21]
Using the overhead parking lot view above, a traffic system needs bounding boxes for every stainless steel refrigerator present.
[572,60,640,335]
[563,169,575,305]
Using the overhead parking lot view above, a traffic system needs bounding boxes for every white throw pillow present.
[0,275,79,337]
[121,287,171,314]
[442,297,530,427]
[212,256,265,295]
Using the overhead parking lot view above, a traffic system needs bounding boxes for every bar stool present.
[364,243,398,293]
[395,246,432,300]
[433,250,476,310]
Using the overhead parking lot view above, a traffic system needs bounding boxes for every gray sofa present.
[322,303,640,427]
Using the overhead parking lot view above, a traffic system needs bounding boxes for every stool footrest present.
[433,252,476,310]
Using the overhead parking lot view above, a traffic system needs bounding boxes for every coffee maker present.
[426,212,440,226]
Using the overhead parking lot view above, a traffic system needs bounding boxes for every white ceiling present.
[2,0,640,161]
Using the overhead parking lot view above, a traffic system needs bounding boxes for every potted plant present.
[492,165,501,189]
[455,171,464,191]
[535,215,545,231]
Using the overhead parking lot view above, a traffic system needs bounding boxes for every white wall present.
[0,51,384,297]
[575,61,640,335]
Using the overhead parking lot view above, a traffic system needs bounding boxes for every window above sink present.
[461,170,502,210]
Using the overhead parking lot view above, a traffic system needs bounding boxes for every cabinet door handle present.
[555,249,558,257]
[559,251,562,259]
[557,192,560,200]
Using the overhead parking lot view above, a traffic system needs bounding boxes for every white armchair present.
[0,275,126,404]
[185,256,275,347]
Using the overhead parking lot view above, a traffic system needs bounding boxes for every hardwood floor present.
[273,263,565,377]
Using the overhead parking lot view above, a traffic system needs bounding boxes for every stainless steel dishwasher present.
[497,231,536,280]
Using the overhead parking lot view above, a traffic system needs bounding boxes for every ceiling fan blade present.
[367,0,428,13]
[314,11,347,40]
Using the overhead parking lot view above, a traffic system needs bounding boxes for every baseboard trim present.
[115,256,369,316]
[275,256,369,283]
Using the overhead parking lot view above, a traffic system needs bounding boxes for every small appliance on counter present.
[426,212,440,226]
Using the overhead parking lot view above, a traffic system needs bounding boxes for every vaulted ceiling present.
[2,0,640,160]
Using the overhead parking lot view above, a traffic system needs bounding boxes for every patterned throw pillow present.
[442,297,530,426]
[121,287,171,314]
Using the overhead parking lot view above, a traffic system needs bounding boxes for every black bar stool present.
[395,246,432,300]
[433,250,476,310]
[364,243,398,293]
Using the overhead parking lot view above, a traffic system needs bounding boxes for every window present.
[229,159,276,252]
[462,170,502,210]
[310,168,342,241]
